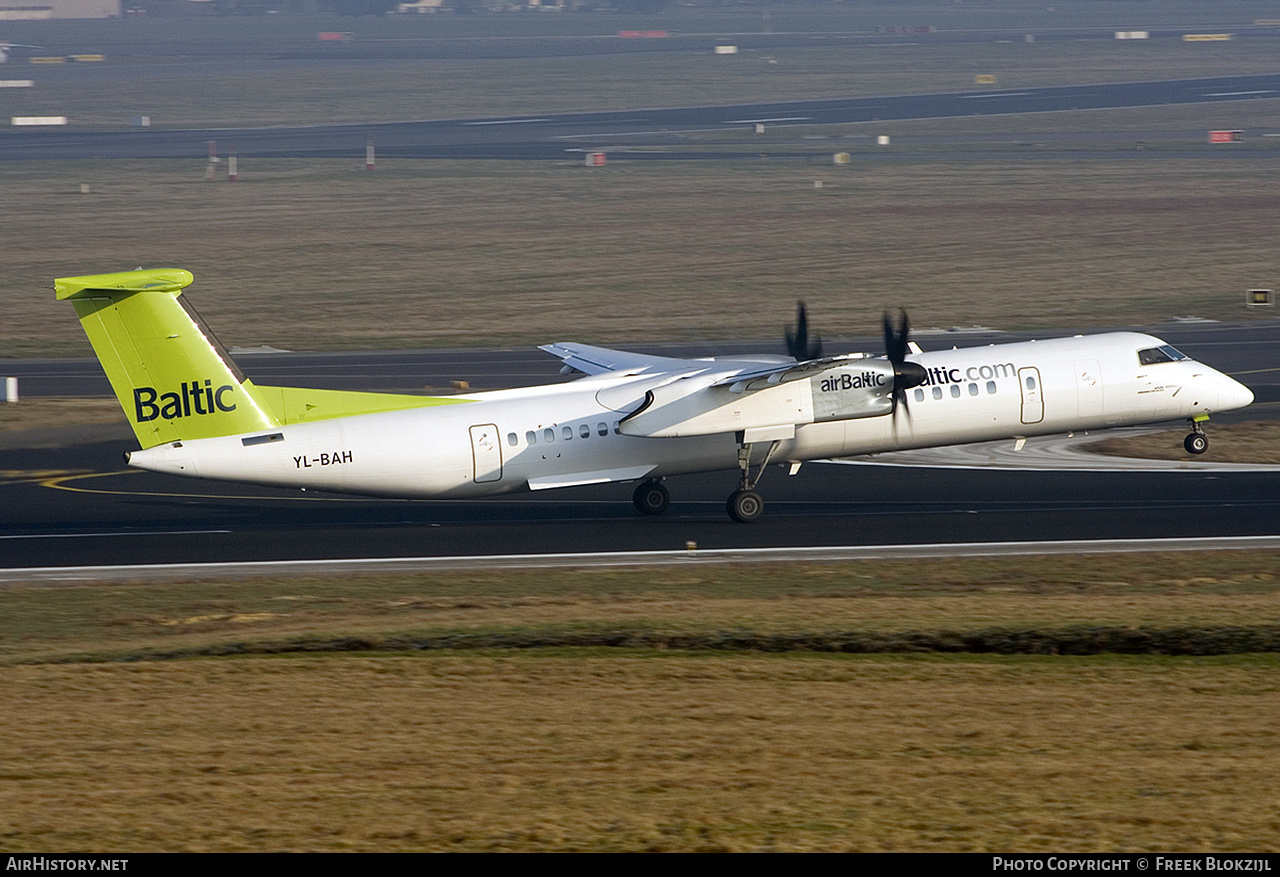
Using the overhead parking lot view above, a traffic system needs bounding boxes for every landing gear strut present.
[1184,419,1209,455]
[727,439,781,523]
[633,479,670,516]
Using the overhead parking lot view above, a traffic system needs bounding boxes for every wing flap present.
[620,376,814,438]
[527,464,657,491]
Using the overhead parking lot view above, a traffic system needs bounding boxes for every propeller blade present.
[786,301,823,361]
[882,307,926,435]
[883,307,911,365]
[892,385,912,430]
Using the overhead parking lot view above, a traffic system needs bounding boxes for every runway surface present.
[2,321,1277,575]
[19,25,1280,66]
[5,73,1280,161]
[4,439,1280,569]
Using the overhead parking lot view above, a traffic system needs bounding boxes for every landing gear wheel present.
[727,489,764,523]
[1184,432,1208,455]
[633,480,670,516]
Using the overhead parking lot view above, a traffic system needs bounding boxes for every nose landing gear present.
[1184,416,1209,455]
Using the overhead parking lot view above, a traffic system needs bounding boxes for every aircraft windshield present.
[1137,344,1189,365]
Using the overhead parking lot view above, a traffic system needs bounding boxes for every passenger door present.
[1018,367,1044,424]
[469,423,503,483]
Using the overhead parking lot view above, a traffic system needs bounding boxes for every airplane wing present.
[540,341,818,380]
[538,342,690,376]
[540,341,912,439]
[707,352,876,394]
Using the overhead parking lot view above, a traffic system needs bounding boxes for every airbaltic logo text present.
[921,362,1017,386]
[820,371,886,393]
[134,380,236,422]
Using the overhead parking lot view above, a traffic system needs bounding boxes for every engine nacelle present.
[809,360,897,422]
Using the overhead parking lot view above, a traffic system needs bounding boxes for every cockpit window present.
[1137,345,1189,365]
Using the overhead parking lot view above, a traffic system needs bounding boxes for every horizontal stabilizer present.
[55,268,194,300]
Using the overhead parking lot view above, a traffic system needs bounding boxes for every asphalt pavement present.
[5,73,1280,161]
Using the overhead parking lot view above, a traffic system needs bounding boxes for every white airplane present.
[0,42,41,64]
[57,268,1255,522]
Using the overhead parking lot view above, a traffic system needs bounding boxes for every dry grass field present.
[7,554,1280,665]
[3,554,1280,851]
[8,155,1280,359]
[6,653,1280,852]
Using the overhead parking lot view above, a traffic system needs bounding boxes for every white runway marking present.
[5,536,1280,584]
[463,117,551,126]
[722,116,812,124]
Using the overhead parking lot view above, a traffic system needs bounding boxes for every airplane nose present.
[1217,374,1254,411]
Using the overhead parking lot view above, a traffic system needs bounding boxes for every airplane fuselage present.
[126,332,1253,499]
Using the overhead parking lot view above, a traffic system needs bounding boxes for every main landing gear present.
[632,440,783,523]
[633,479,670,515]
[1184,418,1209,455]
[727,439,782,523]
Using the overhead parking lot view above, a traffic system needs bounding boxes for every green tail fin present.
[56,268,280,449]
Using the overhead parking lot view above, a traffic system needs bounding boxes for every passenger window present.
[507,432,518,446]
[950,384,961,398]
[613,421,621,434]
[598,422,608,436]
[986,381,996,394]
[563,426,573,441]
[544,428,555,443]
[914,388,924,402]
[1025,376,1037,391]
[968,383,978,396]
[580,424,590,439]
[526,430,537,446]
[932,387,943,400]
